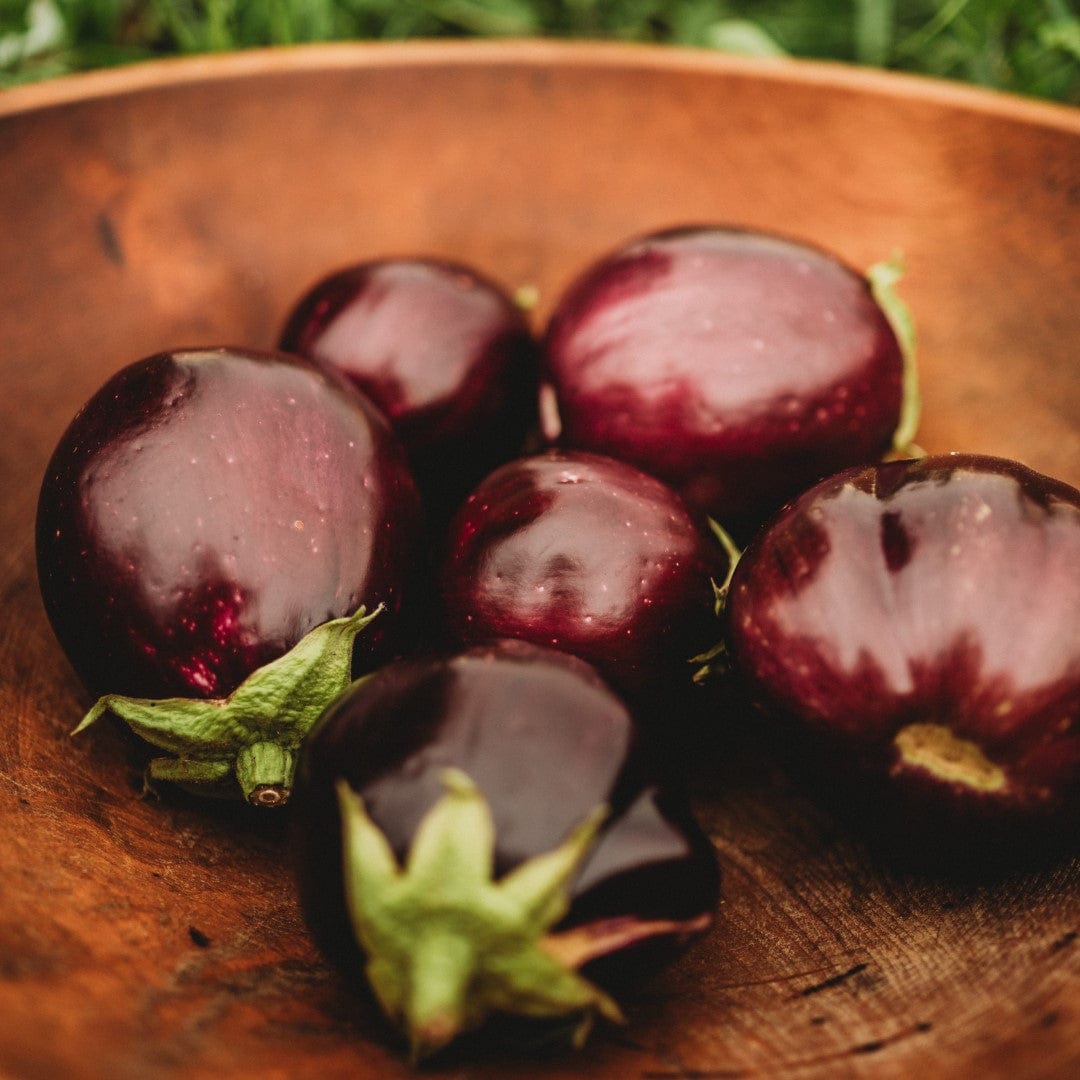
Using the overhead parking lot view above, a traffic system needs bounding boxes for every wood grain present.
[1,41,1078,1079]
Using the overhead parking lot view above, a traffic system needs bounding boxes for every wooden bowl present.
[1,41,1078,1080]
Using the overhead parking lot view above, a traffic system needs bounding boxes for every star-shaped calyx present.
[336,768,626,1062]
[73,603,382,806]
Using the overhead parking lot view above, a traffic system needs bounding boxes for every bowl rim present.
[1,37,1078,133]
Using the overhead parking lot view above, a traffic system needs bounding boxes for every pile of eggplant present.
[35,226,1080,1062]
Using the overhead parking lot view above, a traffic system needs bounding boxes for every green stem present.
[235,740,295,806]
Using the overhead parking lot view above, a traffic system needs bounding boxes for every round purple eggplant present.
[439,449,728,710]
[36,346,424,805]
[279,256,539,522]
[724,453,1080,850]
[541,225,918,533]
[290,639,719,1060]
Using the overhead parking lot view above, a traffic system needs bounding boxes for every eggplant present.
[724,453,1080,854]
[541,224,917,535]
[279,256,539,524]
[36,346,424,804]
[439,449,728,711]
[290,640,720,1060]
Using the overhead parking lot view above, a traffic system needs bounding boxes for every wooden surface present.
[1,41,1079,1079]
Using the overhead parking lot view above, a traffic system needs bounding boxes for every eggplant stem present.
[236,740,295,805]
[893,722,1007,793]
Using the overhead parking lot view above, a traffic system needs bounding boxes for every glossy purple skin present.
[725,454,1080,828]
[439,450,727,705]
[279,257,538,517]
[291,640,720,981]
[36,347,423,700]
[542,226,904,531]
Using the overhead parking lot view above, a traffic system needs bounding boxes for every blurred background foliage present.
[1,0,1078,102]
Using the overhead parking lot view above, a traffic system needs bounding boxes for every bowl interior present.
[1,41,1078,1080]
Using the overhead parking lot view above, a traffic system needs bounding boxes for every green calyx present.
[868,253,922,457]
[73,603,382,806]
[692,518,743,685]
[336,769,622,1063]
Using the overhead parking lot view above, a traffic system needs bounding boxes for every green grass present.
[2,0,1078,102]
